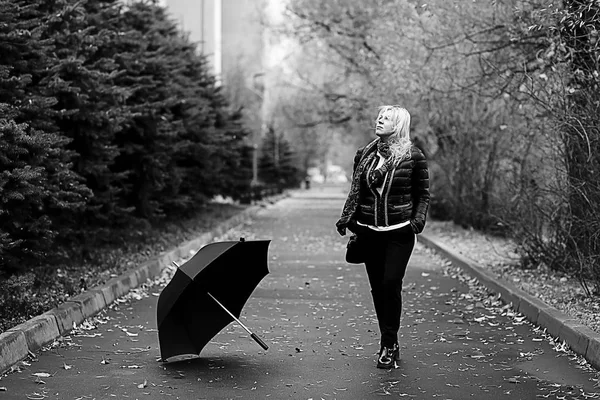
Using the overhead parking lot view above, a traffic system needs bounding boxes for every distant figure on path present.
[336,105,430,369]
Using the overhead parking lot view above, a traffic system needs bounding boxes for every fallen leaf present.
[25,394,46,400]
[75,333,102,338]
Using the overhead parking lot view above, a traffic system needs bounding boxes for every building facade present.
[159,0,264,87]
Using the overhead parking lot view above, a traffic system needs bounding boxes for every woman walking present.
[336,105,430,369]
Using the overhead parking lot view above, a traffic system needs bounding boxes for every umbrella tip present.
[239,237,245,242]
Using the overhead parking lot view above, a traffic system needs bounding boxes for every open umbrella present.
[157,238,270,362]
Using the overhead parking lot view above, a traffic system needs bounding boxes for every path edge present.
[419,233,600,371]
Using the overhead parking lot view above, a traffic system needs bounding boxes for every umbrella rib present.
[206,292,252,335]
[208,292,269,350]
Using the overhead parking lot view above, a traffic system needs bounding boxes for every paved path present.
[1,185,598,399]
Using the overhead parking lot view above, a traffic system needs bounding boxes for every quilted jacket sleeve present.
[410,147,430,234]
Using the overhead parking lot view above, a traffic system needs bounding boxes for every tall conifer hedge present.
[0,0,253,275]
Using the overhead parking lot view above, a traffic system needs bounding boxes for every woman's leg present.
[379,230,415,347]
[363,231,387,340]
[365,229,415,349]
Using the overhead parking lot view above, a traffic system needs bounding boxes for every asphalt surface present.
[0,185,598,399]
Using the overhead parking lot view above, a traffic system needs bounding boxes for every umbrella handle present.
[251,333,269,350]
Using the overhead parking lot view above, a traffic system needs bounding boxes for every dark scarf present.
[336,139,397,230]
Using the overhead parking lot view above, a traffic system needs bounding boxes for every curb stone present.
[0,193,288,375]
[11,314,60,353]
[43,302,84,335]
[0,331,28,374]
[419,233,600,371]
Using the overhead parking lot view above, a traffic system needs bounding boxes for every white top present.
[373,152,385,195]
[357,220,410,232]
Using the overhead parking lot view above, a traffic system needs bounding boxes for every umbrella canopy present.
[157,238,270,362]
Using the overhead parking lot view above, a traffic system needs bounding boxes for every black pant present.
[353,224,415,348]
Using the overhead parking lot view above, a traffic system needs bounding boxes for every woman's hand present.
[336,219,350,236]
[347,219,358,234]
[410,219,424,234]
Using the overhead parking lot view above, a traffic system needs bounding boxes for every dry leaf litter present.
[426,220,600,335]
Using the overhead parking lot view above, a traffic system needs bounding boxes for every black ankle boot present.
[377,343,399,369]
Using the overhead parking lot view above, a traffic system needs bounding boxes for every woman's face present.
[375,109,396,137]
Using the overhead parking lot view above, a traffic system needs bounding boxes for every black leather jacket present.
[353,145,430,233]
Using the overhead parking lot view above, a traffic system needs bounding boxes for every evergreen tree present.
[210,106,253,201]
[0,0,257,274]
[151,9,253,212]
[38,0,134,240]
[108,1,184,219]
[110,1,252,216]
[259,126,301,189]
[0,0,89,274]
[158,25,226,212]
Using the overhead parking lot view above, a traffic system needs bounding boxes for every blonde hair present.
[377,105,412,165]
